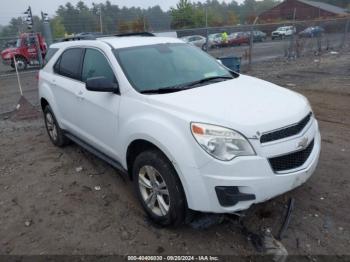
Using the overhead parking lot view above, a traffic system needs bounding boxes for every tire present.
[43,105,69,147]
[132,150,186,227]
[202,43,207,51]
[15,57,27,71]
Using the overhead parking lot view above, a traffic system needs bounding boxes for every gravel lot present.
[0,49,349,258]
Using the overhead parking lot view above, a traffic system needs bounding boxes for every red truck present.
[1,33,47,70]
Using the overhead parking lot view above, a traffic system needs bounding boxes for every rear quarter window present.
[44,48,59,65]
[54,48,84,80]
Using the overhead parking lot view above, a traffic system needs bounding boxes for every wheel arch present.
[40,97,49,111]
[39,86,64,128]
[126,139,161,180]
[126,138,189,209]
[126,138,182,182]
[14,54,29,63]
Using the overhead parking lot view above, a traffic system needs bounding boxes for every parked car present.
[205,33,222,49]
[271,26,296,40]
[227,32,250,46]
[251,30,267,42]
[0,32,47,70]
[299,26,325,38]
[181,35,206,49]
[39,35,321,226]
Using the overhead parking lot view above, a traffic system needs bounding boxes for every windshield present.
[114,43,233,93]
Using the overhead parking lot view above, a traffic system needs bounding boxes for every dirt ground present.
[0,49,349,259]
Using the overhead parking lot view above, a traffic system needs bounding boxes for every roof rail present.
[61,35,97,41]
[115,32,155,37]
[59,32,155,42]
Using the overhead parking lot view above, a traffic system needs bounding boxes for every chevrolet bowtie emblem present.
[297,137,309,149]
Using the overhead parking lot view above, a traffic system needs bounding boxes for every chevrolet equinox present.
[38,36,321,226]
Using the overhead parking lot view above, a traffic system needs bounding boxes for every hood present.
[146,75,310,138]
[1,47,18,58]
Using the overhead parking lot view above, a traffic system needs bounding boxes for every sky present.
[0,0,245,25]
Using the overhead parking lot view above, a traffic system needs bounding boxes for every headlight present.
[191,123,255,161]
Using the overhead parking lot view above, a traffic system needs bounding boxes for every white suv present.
[39,35,321,226]
[271,26,296,40]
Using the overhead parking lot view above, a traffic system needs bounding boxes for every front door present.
[75,48,120,160]
[26,36,39,64]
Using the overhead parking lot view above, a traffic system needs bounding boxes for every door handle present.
[76,90,84,101]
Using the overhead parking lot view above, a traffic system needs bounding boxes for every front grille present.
[260,113,312,143]
[269,139,314,172]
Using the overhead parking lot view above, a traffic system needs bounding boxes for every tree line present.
[0,0,348,39]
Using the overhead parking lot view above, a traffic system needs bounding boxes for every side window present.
[82,48,116,83]
[57,48,84,80]
[29,37,36,45]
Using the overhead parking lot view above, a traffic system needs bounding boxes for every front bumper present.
[183,119,321,213]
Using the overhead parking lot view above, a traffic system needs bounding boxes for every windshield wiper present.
[140,76,233,94]
[140,87,188,94]
[180,76,233,88]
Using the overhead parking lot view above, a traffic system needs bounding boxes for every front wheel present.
[133,150,186,226]
[14,57,27,71]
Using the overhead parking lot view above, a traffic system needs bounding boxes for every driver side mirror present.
[86,77,119,94]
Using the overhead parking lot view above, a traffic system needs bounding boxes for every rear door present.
[51,47,85,135]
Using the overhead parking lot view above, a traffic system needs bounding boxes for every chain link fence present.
[0,36,18,75]
[1,16,349,77]
[176,16,350,68]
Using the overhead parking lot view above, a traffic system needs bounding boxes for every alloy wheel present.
[45,112,58,141]
[138,165,170,217]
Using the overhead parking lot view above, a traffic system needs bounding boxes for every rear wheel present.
[132,150,186,226]
[44,105,69,147]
